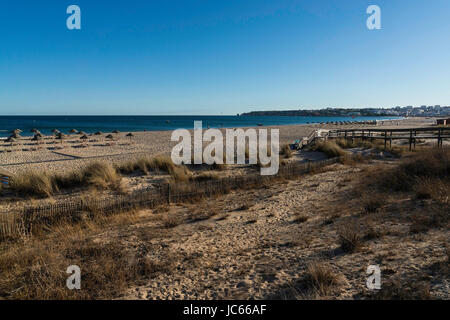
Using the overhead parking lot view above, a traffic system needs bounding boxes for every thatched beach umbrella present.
[5,136,17,146]
[55,132,65,144]
[105,134,114,140]
[10,132,21,139]
[112,130,120,134]
[70,129,78,134]
[79,134,89,146]
[52,129,60,134]
[126,132,134,138]
[31,134,43,144]
[94,131,102,136]
[11,129,22,134]
[78,131,87,136]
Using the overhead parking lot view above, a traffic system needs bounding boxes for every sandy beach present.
[0,117,436,175]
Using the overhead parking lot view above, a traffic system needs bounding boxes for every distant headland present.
[239,105,450,117]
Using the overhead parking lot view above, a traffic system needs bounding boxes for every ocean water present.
[0,115,401,137]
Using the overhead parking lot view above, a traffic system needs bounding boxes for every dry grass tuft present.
[303,262,341,296]
[369,280,432,300]
[362,194,385,213]
[335,138,408,155]
[371,148,449,192]
[314,141,346,158]
[82,162,123,191]
[162,215,181,228]
[13,162,124,197]
[169,166,192,182]
[192,172,220,182]
[338,223,362,253]
[11,170,57,197]
[280,144,294,159]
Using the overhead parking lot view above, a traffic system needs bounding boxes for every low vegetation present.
[280,144,294,159]
[335,138,408,155]
[338,223,362,253]
[314,140,347,158]
[12,162,123,197]
[366,147,449,194]
[303,262,341,296]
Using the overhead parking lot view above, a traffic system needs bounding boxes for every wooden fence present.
[0,157,339,240]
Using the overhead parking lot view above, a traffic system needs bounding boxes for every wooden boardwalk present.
[328,127,450,150]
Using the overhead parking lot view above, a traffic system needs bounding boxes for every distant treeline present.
[239,109,392,117]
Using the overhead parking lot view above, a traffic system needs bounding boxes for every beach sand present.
[0,117,436,175]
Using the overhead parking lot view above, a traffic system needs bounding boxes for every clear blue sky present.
[1,0,449,115]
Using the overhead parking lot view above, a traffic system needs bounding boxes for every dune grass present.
[280,144,294,159]
[368,147,449,193]
[11,170,57,197]
[335,138,408,155]
[314,140,347,158]
[12,162,123,197]
[303,262,341,296]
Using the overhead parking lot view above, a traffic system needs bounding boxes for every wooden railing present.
[328,127,450,150]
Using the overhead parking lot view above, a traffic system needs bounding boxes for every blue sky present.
[0,0,449,115]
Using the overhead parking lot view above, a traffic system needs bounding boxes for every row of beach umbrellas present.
[3,129,135,145]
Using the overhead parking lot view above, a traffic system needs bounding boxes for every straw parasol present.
[31,134,43,144]
[5,136,17,146]
[70,129,78,134]
[112,130,120,134]
[52,129,60,134]
[10,132,21,139]
[126,132,134,138]
[55,132,65,144]
[105,134,114,140]
[94,131,103,136]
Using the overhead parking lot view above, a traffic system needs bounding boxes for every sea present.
[0,115,402,137]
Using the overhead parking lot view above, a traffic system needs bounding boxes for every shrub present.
[82,162,123,191]
[163,215,180,228]
[304,262,340,296]
[280,144,293,159]
[149,156,175,173]
[11,170,57,197]
[362,194,384,213]
[364,148,449,193]
[314,141,346,158]
[338,223,362,253]
[169,166,191,182]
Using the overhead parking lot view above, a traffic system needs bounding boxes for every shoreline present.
[0,115,409,138]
